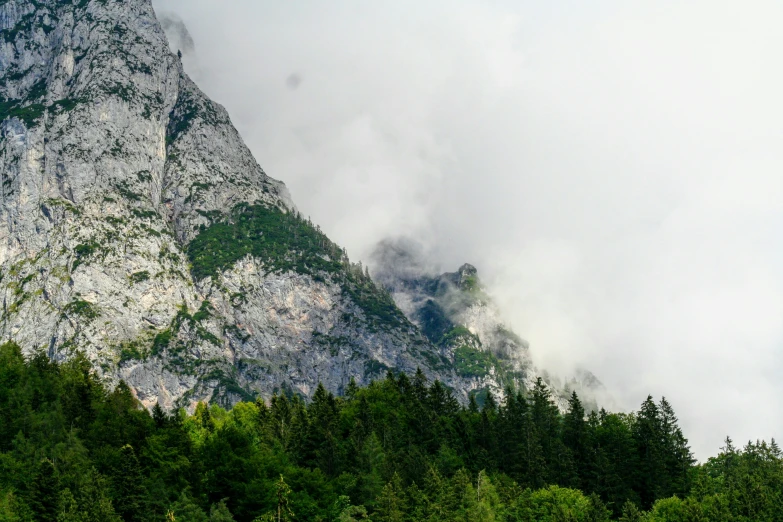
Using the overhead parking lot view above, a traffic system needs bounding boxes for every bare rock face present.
[0,0,528,409]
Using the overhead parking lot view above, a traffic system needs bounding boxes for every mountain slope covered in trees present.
[2,342,781,521]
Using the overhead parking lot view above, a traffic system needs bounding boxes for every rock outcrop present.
[0,0,605,412]
[370,238,606,410]
[0,0,547,410]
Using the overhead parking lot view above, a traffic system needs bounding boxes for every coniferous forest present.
[0,342,781,521]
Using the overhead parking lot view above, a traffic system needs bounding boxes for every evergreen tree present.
[76,467,122,522]
[0,490,23,522]
[468,394,479,414]
[111,444,145,521]
[658,397,694,498]
[585,492,612,522]
[374,473,406,522]
[267,475,294,522]
[633,396,665,508]
[564,391,588,488]
[169,491,208,522]
[356,432,386,508]
[306,383,341,475]
[618,501,644,522]
[346,377,359,399]
[412,368,428,403]
[153,403,167,429]
[57,489,81,522]
[29,458,58,522]
[209,499,236,522]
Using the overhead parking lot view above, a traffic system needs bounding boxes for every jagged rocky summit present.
[0,0,602,411]
[370,238,606,410]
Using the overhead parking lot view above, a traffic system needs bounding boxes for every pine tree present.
[269,393,292,444]
[307,383,341,475]
[633,396,665,507]
[586,493,612,522]
[564,391,588,488]
[346,377,359,399]
[77,467,122,522]
[471,470,499,522]
[270,475,294,522]
[422,466,447,520]
[112,444,145,521]
[468,394,479,414]
[374,473,406,522]
[483,391,497,414]
[658,397,694,498]
[357,432,386,508]
[618,500,644,522]
[194,401,214,431]
[209,499,236,521]
[169,491,208,522]
[57,489,81,522]
[152,403,167,428]
[412,368,428,403]
[530,377,564,485]
[29,458,58,522]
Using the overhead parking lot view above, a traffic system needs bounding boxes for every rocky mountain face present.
[0,0,533,410]
[0,0,603,412]
[370,238,606,410]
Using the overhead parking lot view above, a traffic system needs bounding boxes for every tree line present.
[0,341,780,521]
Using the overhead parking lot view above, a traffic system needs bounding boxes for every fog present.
[152,0,783,460]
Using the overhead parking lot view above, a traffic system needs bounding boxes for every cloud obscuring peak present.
[152,0,783,459]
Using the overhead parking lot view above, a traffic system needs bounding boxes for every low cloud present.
[157,10,195,57]
[152,0,783,459]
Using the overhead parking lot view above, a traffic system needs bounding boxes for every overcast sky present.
[152,0,783,460]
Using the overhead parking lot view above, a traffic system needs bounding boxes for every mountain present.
[371,238,606,410]
[0,0,600,411]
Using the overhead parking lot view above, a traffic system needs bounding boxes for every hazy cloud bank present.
[152,0,783,459]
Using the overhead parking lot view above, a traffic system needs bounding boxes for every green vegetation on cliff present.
[187,203,405,329]
[187,203,343,281]
[454,345,501,378]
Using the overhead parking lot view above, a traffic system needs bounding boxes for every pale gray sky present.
[153,0,783,459]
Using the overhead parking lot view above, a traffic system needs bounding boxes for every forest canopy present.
[0,341,780,521]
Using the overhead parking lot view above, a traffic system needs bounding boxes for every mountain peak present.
[1,0,556,410]
[370,238,606,410]
[456,263,478,290]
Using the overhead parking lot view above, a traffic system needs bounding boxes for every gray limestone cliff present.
[0,0,559,410]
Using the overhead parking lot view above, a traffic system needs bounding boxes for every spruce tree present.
[169,491,208,522]
[77,467,122,522]
[564,391,588,488]
[152,403,167,429]
[57,489,81,522]
[346,377,359,399]
[112,444,145,521]
[374,474,406,522]
[270,475,294,522]
[618,500,644,522]
[209,499,236,521]
[307,383,341,475]
[658,397,694,498]
[29,458,58,522]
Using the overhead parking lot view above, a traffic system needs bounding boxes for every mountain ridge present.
[0,0,599,411]
[370,237,606,410]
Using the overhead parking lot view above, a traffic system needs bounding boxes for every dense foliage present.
[0,341,780,521]
[186,203,344,281]
[187,203,405,329]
